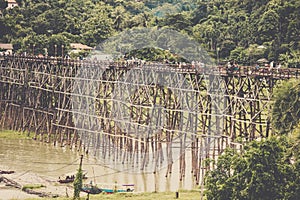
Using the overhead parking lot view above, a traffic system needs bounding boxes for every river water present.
[0,138,197,193]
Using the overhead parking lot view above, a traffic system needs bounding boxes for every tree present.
[81,6,114,47]
[161,12,192,32]
[272,79,300,135]
[73,155,83,199]
[111,6,129,31]
[0,0,7,10]
[47,33,69,56]
[205,137,297,200]
[0,18,9,41]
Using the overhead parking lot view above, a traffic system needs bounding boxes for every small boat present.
[58,176,75,184]
[101,187,134,193]
[81,182,134,194]
[81,183,102,194]
[0,170,15,174]
[101,184,134,193]
[58,170,88,184]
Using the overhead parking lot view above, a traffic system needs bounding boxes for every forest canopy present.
[0,0,299,66]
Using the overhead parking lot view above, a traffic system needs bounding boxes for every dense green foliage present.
[73,156,83,199]
[0,0,299,66]
[0,0,7,10]
[125,47,187,62]
[204,137,300,200]
[205,80,300,199]
[272,79,300,135]
[73,167,83,199]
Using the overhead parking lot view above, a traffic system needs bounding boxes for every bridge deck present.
[1,55,299,79]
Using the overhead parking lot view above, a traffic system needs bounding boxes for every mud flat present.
[0,168,79,199]
[0,187,40,200]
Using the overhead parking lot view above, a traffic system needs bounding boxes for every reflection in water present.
[0,139,197,192]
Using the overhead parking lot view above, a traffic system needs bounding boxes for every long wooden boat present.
[81,183,134,194]
[0,170,15,174]
[58,177,74,184]
[81,184,102,194]
[57,171,88,184]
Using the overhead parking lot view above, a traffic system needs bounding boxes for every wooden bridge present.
[0,55,299,184]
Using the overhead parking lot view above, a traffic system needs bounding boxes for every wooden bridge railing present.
[1,54,300,79]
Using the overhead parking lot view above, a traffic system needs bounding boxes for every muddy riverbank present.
[0,165,77,199]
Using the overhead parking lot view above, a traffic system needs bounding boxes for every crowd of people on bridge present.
[225,59,283,74]
[1,52,286,75]
[226,61,240,72]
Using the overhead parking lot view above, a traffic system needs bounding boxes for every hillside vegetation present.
[0,0,299,65]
